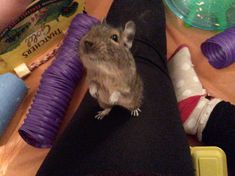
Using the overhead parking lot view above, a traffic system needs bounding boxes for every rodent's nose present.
[84,40,93,49]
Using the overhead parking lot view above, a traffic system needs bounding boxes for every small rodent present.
[79,20,143,120]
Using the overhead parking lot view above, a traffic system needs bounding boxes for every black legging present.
[37,0,194,175]
[203,101,235,170]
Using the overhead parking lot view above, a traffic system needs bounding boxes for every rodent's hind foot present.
[95,108,111,120]
[131,108,141,117]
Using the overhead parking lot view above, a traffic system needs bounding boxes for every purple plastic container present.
[201,26,235,69]
[19,14,100,148]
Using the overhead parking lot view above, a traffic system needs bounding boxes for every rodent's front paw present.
[131,108,141,117]
[109,91,121,105]
[89,85,98,98]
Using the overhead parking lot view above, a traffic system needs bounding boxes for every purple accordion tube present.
[19,14,100,148]
[201,26,235,69]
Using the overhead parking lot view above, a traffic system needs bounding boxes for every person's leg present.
[37,0,194,175]
[167,46,235,173]
[167,46,222,141]
[202,101,235,171]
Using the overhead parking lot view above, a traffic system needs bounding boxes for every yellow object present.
[14,63,31,78]
[190,146,228,176]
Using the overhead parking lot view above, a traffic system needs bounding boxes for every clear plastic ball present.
[164,0,235,31]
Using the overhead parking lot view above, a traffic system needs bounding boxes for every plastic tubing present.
[201,26,235,69]
[19,14,100,148]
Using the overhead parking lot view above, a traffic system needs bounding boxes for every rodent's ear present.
[123,21,136,49]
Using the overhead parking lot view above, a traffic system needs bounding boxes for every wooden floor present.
[1,1,235,175]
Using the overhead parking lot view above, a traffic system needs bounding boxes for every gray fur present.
[79,21,143,119]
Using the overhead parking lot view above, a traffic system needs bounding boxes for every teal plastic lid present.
[164,0,235,31]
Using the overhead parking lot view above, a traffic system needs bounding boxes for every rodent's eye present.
[110,34,119,42]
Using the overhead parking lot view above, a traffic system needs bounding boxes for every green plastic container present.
[164,0,235,31]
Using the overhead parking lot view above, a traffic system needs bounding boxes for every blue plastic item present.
[164,0,235,31]
[0,73,28,136]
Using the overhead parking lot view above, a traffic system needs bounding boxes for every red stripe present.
[178,95,201,123]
